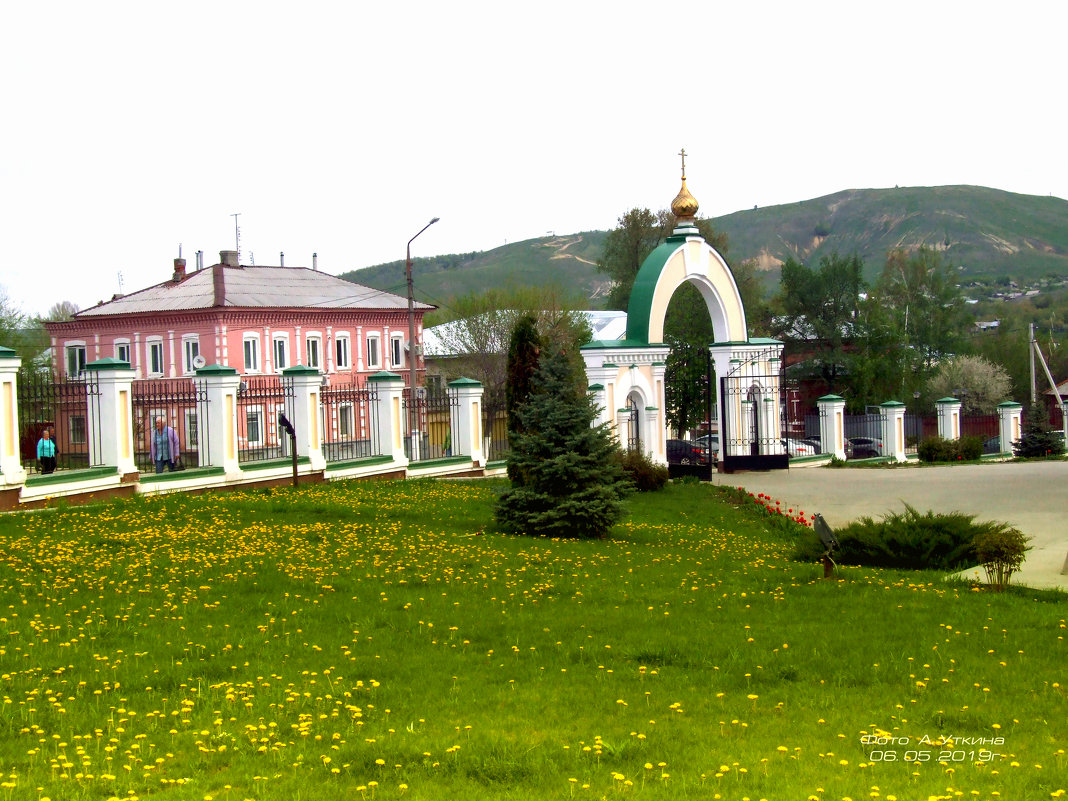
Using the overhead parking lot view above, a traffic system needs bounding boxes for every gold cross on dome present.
[679,148,687,180]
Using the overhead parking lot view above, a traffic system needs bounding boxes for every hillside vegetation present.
[339,186,1068,306]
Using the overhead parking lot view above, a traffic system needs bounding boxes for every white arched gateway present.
[581,157,787,472]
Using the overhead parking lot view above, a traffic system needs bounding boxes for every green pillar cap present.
[366,370,403,383]
[588,383,604,391]
[817,394,845,402]
[997,401,1022,408]
[282,365,321,376]
[0,345,18,359]
[935,397,961,404]
[196,364,239,376]
[880,400,905,408]
[86,357,132,371]
[448,377,482,388]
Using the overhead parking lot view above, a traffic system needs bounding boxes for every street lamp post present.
[406,217,439,461]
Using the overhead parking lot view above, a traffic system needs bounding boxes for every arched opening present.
[626,392,641,452]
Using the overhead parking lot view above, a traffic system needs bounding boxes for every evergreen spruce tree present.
[496,348,628,539]
[505,315,542,440]
[1013,402,1066,458]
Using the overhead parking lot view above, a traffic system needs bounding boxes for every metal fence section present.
[235,376,295,464]
[403,389,459,462]
[17,368,103,472]
[131,379,211,471]
[481,388,509,463]
[321,379,381,462]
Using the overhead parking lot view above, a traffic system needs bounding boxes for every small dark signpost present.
[813,513,839,579]
[279,413,297,487]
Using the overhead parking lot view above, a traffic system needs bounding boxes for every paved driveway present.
[711,460,1068,590]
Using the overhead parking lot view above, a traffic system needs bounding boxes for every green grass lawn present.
[0,479,1064,800]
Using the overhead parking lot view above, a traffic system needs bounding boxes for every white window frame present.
[183,408,199,448]
[272,334,289,372]
[64,342,87,378]
[146,337,164,377]
[245,405,264,447]
[182,335,200,375]
[366,334,381,370]
[390,334,405,369]
[70,415,87,444]
[338,402,354,439]
[243,333,261,373]
[114,339,131,365]
[335,332,351,370]
[305,333,322,370]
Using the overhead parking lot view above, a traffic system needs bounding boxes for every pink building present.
[46,250,433,385]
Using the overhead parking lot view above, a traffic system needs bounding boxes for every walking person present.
[150,417,180,473]
[37,428,57,474]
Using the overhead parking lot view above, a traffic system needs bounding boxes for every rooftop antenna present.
[178,243,182,258]
[231,212,241,263]
[117,271,124,293]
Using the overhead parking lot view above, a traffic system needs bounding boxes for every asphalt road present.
[710,460,1068,590]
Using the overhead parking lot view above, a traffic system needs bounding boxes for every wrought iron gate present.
[719,346,789,472]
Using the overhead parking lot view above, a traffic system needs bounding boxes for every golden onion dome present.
[671,178,699,220]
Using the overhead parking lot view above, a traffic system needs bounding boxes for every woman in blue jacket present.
[37,428,56,474]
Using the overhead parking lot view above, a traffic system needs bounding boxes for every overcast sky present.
[3,0,1066,317]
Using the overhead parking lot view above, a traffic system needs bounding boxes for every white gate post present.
[282,365,326,471]
[368,371,409,466]
[997,401,1022,455]
[936,397,962,441]
[198,365,243,477]
[86,358,138,476]
[880,400,907,462]
[448,377,485,466]
[817,394,847,460]
[0,347,26,487]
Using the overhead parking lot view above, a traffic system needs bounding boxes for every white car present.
[782,437,815,458]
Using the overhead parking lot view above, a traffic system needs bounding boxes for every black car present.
[847,437,882,459]
[666,439,708,465]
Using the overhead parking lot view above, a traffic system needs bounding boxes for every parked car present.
[666,439,708,465]
[983,436,1002,454]
[800,436,822,454]
[782,437,816,458]
[694,434,720,462]
[847,436,882,459]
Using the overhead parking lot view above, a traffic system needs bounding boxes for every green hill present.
[339,186,1068,306]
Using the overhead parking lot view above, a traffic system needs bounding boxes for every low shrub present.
[792,504,1016,571]
[917,435,984,463]
[958,435,984,460]
[973,526,1031,591]
[618,448,669,492]
[917,436,956,463]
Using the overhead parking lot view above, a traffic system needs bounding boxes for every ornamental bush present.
[973,526,1031,591]
[617,448,669,492]
[792,504,1015,571]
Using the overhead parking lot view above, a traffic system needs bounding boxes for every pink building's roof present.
[77,264,431,317]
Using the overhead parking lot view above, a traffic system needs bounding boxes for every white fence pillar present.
[0,347,26,487]
[997,401,1022,455]
[86,358,138,476]
[449,377,485,467]
[282,366,326,471]
[367,371,409,466]
[198,365,242,477]
[936,397,962,441]
[817,394,847,460]
[880,400,907,462]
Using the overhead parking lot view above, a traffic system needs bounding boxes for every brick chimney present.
[173,257,187,282]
